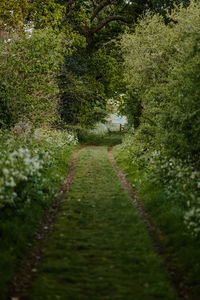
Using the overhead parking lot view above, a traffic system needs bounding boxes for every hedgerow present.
[120,1,200,236]
[0,127,78,294]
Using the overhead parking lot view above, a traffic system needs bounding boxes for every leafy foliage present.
[114,142,200,296]
[0,0,29,31]
[29,0,66,29]
[120,1,200,236]
[58,49,122,126]
[0,28,65,128]
[121,1,200,159]
[0,128,77,210]
[0,127,77,296]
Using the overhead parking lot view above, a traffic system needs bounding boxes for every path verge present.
[108,145,194,300]
[8,146,84,300]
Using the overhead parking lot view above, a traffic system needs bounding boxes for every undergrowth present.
[0,127,78,297]
[113,141,200,297]
[63,122,123,145]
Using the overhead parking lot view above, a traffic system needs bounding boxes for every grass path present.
[26,146,178,300]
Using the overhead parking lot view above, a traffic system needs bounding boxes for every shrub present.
[120,1,200,236]
[121,0,200,159]
[0,128,78,210]
[0,127,78,295]
[120,134,200,237]
[0,28,64,128]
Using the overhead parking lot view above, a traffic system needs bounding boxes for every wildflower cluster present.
[122,135,200,237]
[0,146,45,208]
[152,155,200,237]
[33,128,78,147]
[87,123,108,136]
[0,128,78,210]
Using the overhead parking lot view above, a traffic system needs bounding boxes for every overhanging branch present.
[92,15,128,34]
[64,0,77,10]
[91,0,111,22]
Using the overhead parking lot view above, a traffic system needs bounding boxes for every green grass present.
[0,145,76,299]
[28,146,178,300]
[79,131,123,146]
[113,144,200,297]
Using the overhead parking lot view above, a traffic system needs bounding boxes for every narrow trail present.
[9,145,185,300]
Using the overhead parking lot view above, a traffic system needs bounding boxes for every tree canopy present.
[0,0,191,127]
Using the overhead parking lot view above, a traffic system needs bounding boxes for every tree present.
[0,0,190,128]
[29,0,66,29]
[57,0,190,50]
[0,0,29,39]
[57,0,191,127]
[0,28,65,128]
[121,0,200,159]
[58,0,141,51]
[58,47,122,126]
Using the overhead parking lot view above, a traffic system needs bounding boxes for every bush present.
[113,139,200,296]
[0,128,78,209]
[0,28,64,128]
[121,1,200,159]
[120,134,200,237]
[0,127,78,295]
[120,1,200,236]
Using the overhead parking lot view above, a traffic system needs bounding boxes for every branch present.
[92,15,128,34]
[91,0,96,9]
[91,0,111,22]
[64,0,77,10]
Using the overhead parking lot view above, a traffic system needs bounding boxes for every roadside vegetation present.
[113,142,200,296]
[0,127,78,296]
[119,0,200,240]
[0,0,200,299]
[113,1,200,296]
